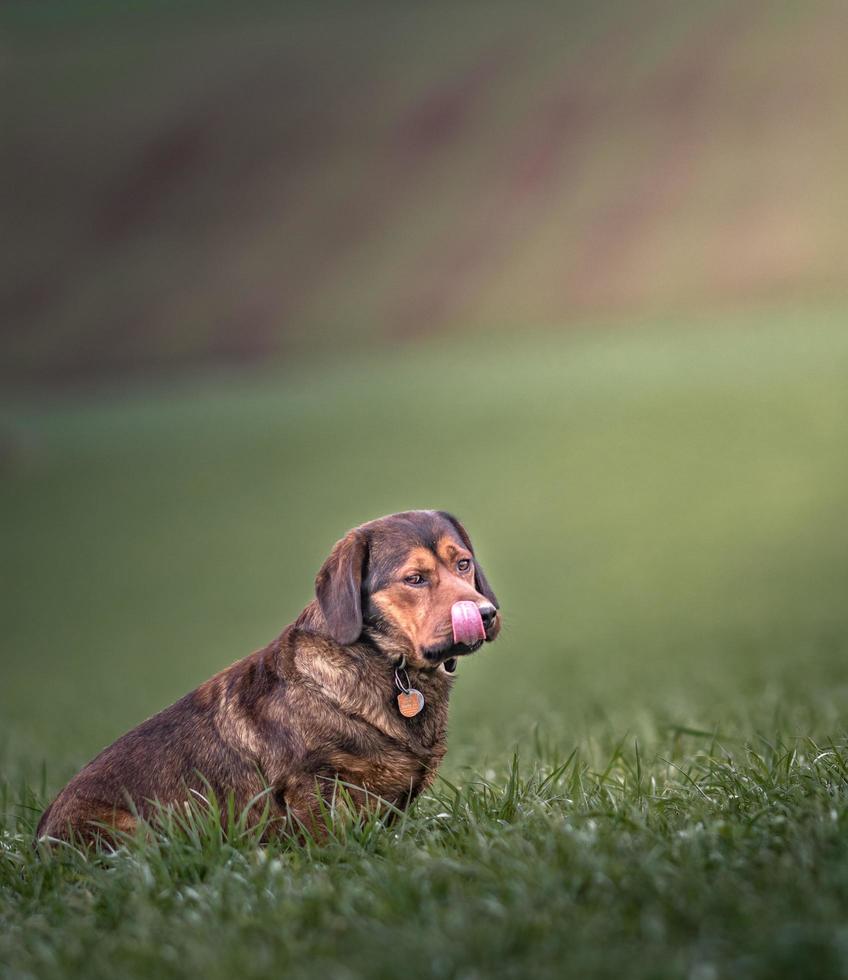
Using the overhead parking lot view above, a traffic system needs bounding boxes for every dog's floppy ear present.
[438,512,499,609]
[315,529,368,645]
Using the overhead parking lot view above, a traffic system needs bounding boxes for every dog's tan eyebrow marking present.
[435,536,470,564]
[401,547,438,573]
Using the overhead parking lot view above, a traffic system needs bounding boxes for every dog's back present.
[37,646,281,842]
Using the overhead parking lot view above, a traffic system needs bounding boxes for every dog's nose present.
[478,603,497,629]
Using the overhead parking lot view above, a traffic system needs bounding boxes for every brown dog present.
[36,510,500,845]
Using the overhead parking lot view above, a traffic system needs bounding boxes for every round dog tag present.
[397,689,425,717]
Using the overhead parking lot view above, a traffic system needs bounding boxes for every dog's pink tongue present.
[451,601,486,647]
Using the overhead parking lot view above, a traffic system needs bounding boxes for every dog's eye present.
[404,573,427,586]
[457,558,472,573]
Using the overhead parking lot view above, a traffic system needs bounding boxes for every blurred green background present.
[3,0,848,789]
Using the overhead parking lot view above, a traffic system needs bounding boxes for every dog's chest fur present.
[276,629,452,806]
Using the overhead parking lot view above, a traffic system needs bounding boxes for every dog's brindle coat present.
[37,511,500,844]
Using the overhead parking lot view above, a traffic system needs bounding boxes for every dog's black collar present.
[391,652,457,675]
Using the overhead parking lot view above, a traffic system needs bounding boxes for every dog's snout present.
[479,603,497,629]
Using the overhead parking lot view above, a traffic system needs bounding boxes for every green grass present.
[3,304,848,977]
[6,733,848,978]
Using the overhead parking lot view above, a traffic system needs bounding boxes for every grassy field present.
[3,305,848,977]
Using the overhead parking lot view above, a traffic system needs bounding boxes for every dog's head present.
[315,510,500,667]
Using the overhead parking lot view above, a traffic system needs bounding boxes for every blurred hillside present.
[3,0,848,387]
